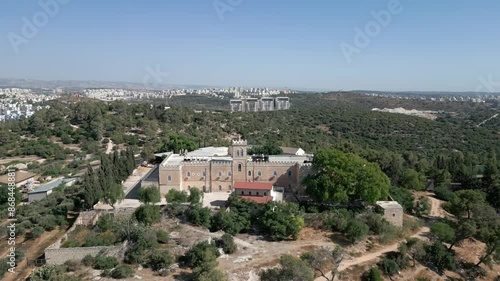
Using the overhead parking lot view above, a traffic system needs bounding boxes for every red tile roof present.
[233,181,273,191]
[240,195,273,204]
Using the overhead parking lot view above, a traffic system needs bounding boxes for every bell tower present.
[230,139,247,182]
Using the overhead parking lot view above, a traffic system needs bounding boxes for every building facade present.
[158,140,312,196]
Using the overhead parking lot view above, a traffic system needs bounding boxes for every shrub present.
[379,225,403,244]
[156,229,169,244]
[218,233,237,254]
[138,186,161,204]
[61,240,81,248]
[147,251,174,271]
[186,205,211,228]
[63,260,81,272]
[111,264,134,279]
[166,189,188,203]
[378,258,399,276]
[322,209,352,232]
[188,188,203,205]
[134,205,161,225]
[83,232,118,247]
[414,196,431,217]
[183,241,220,268]
[358,212,389,235]
[82,255,95,267]
[343,219,369,243]
[39,214,58,230]
[362,268,383,281]
[124,247,146,265]
[424,241,456,272]
[92,256,119,270]
[27,226,45,239]
[96,213,114,232]
[434,186,456,201]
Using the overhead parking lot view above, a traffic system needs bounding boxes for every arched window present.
[257,171,262,177]
[288,171,292,177]
[248,171,252,176]
[167,175,172,181]
[240,149,244,156]
[187,171,191,177]
[241,190,244,195]
[256,192,260,196]
[236,150,240,157]
[228,171,232,176]
[249,191,252,195]
[202,171,206,177]
[273,171,278,177]
[218,185,222,191]
[238,164,242,172]
[218,171,223,177]
[264,192,267,196]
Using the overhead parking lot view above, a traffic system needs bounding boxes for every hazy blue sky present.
[1,0,499,91]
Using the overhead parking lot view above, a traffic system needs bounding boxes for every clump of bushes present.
[362,267,383,281]
[83,255,119,270]
[156,229,169,244]
[217,233,237,254]
[111,264,134,279]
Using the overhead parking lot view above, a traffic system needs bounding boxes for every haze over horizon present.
[1,0,500,92]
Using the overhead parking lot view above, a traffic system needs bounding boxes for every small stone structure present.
[376,201,403,227]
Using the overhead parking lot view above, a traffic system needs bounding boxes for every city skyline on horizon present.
[1,0,500,93]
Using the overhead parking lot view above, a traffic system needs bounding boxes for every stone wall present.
[45,242,127,265]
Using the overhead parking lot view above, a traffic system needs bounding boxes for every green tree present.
[260,254,314,281]
[134,205,161,226]
[400,168,426,190]
[362,268,383,281]
[147,250,174,271]
[378,258,399,277]
[210,209,246,235]
[414,196,430,217]
[138,186,161,204]
[188,188,204,205]
[186,204,212,228]
[431,222,455,244]
[103,183,124,209]
[261,202,304,241]
[193,268,229,281]
[217,233,237,254]
[96,213,114,232]
[343,219,369,243]
[183,241,220,268]
[304,149,390,204]
[301,247,344,281]
[447,189,486,219]
[166,189,188,203]
[424,241,456,272]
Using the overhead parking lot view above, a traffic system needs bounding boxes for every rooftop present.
[0,171,37,184]
[161,146,229,166]
[28,178,76,194]
[234,181,273,190]
[376,201,403,209]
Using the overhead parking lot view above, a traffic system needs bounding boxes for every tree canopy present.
[304,149,390,204]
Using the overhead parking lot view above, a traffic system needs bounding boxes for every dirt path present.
[3,228,66,281]
[105,139,114,154]
[426,192,446,218]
